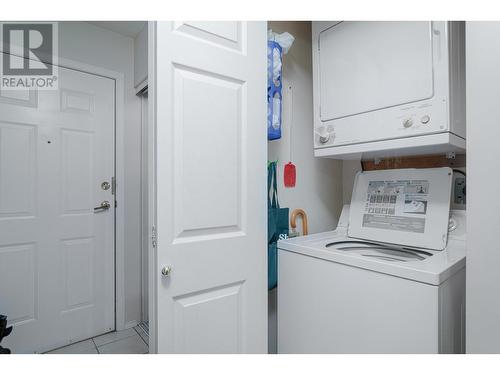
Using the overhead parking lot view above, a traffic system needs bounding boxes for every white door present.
[0,62,115,353]
[150,21,267,353]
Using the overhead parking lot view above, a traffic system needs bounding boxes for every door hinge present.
[151,225,157,248]
[111,176,116,195]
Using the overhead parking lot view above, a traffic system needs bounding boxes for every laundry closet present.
[267,21,466,354]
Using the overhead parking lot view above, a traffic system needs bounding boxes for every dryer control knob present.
[421,115,430,124]
[318,128,330,144]
[403,118,413,128]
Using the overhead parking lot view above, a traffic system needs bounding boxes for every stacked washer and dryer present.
[277,22,466,354]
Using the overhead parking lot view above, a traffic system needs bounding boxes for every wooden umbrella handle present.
[290,208,308,236]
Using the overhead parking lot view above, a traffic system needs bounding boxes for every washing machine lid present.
[348,167,453,250]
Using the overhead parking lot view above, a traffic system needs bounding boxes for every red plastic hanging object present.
[284,162,296,188]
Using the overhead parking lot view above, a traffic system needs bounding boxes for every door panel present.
[152,21,267,353]
[173,21,244,52]
[0,122,36,217]
[0,63,115,353]
[61,237,94,311]
[0,87,37,107]
[0,243,37,325]
[173,65,244,239]
[60,89,95,113]
[173,281,244,353]
[61,129,94,213]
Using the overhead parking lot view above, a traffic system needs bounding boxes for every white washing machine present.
[277,168,466,353]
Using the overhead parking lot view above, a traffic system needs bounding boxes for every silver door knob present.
[161,266,172,277]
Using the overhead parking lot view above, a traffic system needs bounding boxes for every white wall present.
[58,22,142,329]
[466,21,500,353]
[267,21,343,354]
[268,21,343,233]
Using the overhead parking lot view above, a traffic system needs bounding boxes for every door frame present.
[139,91,149,323]
[147,20,157,353]
[0,49,128,333]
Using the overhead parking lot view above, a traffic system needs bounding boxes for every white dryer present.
[312,21,466,159]
[277,168,465,353]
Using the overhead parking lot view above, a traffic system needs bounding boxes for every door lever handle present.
[94,200,111,212]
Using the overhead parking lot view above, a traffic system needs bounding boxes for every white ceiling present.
[87,21,147,38]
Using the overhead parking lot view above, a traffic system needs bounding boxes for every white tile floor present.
[45,326,148,354]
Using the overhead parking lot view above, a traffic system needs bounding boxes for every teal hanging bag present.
[268,161,289,290]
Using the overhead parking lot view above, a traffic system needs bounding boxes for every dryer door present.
[319,21,434,121]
